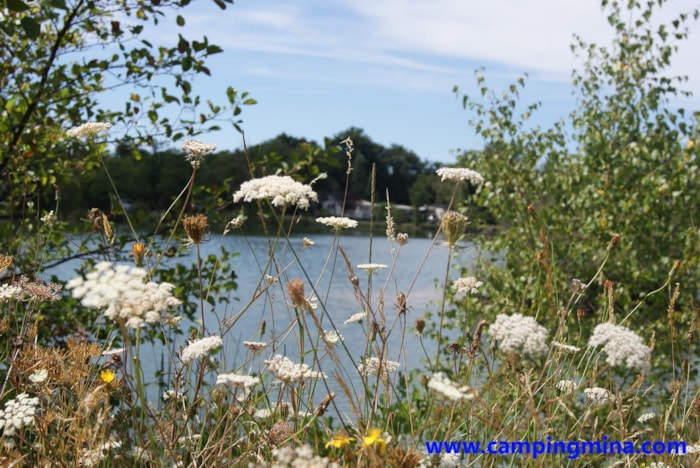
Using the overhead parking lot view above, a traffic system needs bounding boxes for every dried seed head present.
[414,318,426,335]
[287,278,306,308]
[441,211,468,246]
[397,233,409,246]
[183,214,209,245]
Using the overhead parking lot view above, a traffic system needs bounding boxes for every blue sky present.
[131,0,700,163]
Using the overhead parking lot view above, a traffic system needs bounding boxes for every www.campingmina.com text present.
[425,437,687,460]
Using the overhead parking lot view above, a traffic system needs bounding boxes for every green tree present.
[0,0,254,271]
[453,0,700,368]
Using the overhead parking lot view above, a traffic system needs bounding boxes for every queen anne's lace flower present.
[344,311,366,324]
[28,370,48,384]
[322,330,343,345]
[588,323,650,372]
[452,277,483,295]
[316,216,358,230]
[0,284,22,303]
[583,387,611,405]
[264,354,326,383]
[0,393,39,437]
[637,412,656,423]
[66,262,181,329]
[555,379,577,395]
[436,167,485,185]
[182,139,216,168]
[552,341,581,353]
[488,313,548,357]
[357,263,387,274]
[358,356,400,378]
[216,373,260,389]
[233,175,318,210]
[428,373,477,401]
[180,336,223,364]
[243,341,267,352]
[66,122,111,138]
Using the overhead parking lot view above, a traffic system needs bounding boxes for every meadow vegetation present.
[1,0,699,466]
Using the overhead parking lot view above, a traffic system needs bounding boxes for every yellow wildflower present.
[100,369,115,384]
[325,433,354,449]
[362,428,386,451]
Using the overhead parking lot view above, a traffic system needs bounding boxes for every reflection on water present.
[43,233,478,416]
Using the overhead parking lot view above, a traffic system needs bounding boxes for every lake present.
[43,232,478,417]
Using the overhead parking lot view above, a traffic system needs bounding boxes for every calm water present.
[44,233,478,416]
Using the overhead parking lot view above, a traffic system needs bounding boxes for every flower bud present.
[441,211,468,246]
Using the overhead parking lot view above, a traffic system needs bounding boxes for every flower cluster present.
[0,284,22,303]
[66,122,111,138]
[271,444,332,467]
[344,311,366,324]
[28,370,48,384]
[0,393,39,437]
[243,341,267,352]
[588,323,650,372]
[583,387,611,405]
[436,167,485,185]
[555,379,577,395]
[637,412,656,423]
[358,356,400,378]
[487,313,549,357]
[180,336,223,364]
[452,277,483,295]
[322,330,343,345]
[427,373,477,401]
[264,354,327,383]
[316,216,358,230]
[182,139,216,168]
[216,373,260,389]
[233,175,318,210]
[357,263,387,274]
[552,341,581,353]
[66,262,181,329]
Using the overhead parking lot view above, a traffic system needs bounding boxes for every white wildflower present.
[436,167,485,185]
[264,354,326,383]
[182,139,216,168]
[28,370,48,384]
[254,408,272,419]
[427,373,477,401]
[243,341,267,352]
[223,214,246,234]
[555,379,577,395]
[66,262,181,329]
[452,277,483,295]
[162,390,185,403]
[588,323,650,372]
[552,341,581,353]
[302,237,314,247]
[78,440,121,467]
[358,356,400,378]
[344,311,366,325]
[0,393,39,437]
[271,444,332,467]
[637,412,656,423]
[583,387,611,405]
[41,210,56,226]
[66,122,111,138]
[685,443,700,454]
[322,330,343,345]
[487,313,549,357]
[180,336,223,364]
[357,263,387,274]
[0,284,22,303]
[233,175,318,210]
[316,216,358,230]
[216,373,260,389]
[102,348,125,357]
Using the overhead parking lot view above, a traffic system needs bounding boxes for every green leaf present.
[20,17,40,39]
[176,15,185,26]
[6,0,30,12]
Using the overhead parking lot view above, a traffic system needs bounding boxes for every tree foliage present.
[453,0,700,366]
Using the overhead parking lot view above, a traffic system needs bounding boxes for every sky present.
[133,0,700,163]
